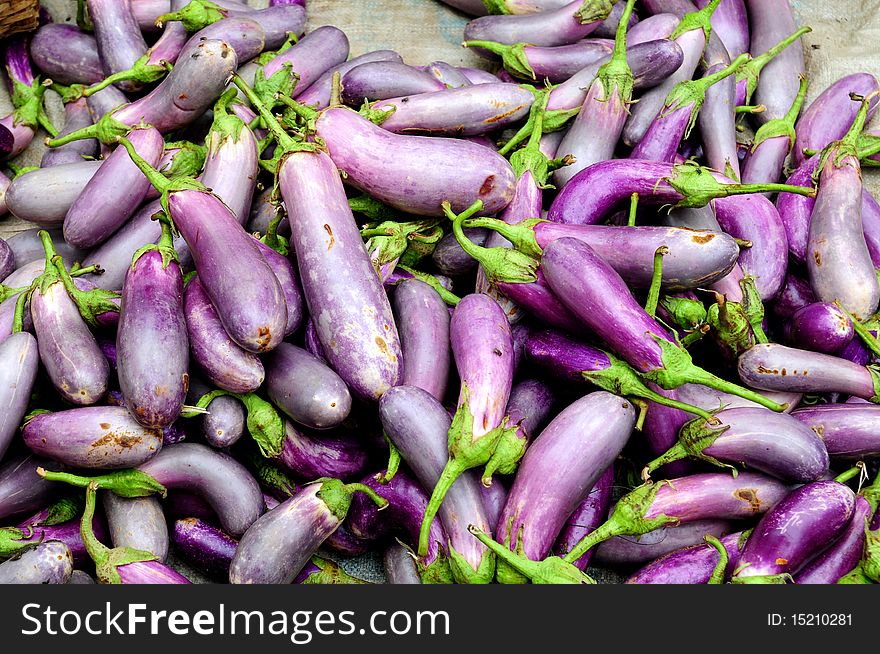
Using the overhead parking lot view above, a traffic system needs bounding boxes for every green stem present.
[377,433,401,484]
[628,193,638,226]
[344,483,389,510]
[835,462,865,485]
[233,75,299,151]
[418,458,468,558]
[79,483,110,564]
[845,307,880,359]
[644,246,668,319]
[562,518,628,563]
[395,266,461,306]
[641,442,689,480]
[705,535,729,584]
[685,366,786,411]
[116,137,172,196]
[670,0,722,43]
[736,104,765,114]
[738,27,812,104]
[461,41,535,80]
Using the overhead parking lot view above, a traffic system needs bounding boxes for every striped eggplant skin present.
[103,493,169,561]
[495,392,636,584]
[0,454,61,522]
[138,443,264,537]
[173,517,238,580]
[297,50,402,110]
[342,62,446,104]
[626,530,746,584]
[0,541,73,584]
[22,407,162,470]
[87,0,150,92]
[673,383,802,415]
[41,98,99,168]
[383,543,422,584]
[733,481,855,582]
[791,404,880,460]
[784,302,854,354]
[553,465,614,570]
[464,1,609,48]
[479,479,508,534]
[0,332,39,463]
[595,519,736,567]
[116,559,192,584]
[30,23,104,85]
[795,495,871,584]
[277,421,371,481]
[278,149,401,401]
[5,161,103,228]
[251,238,304,337]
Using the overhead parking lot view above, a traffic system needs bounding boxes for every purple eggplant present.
[296,50,402,110]
[41,98,99,168]
[479,479,508,534]
[791,404,880,460]
[785,302,854,354]
[505,378,555,452]
[103,492,168,561]
[464,1,613,48]
[694,0,748,57]
[795,495,871,584]
[247,187,289,237]
[176,16,265,64]
[277,421,370,482]
[626,530,746,583]
[772,272,816,320]
[732,480,855,583]
[229,479,385,584]
[433,229,488,276]
[0,239,12,282]
[494,392,636,584]
[87,0,150,92]
[251,238,304,337]
[383,543,422,584]
[5,160,103,227]
[23,407,162,469]
[172,517,238,579]
[552,465,614,570]
[1,36,53,161]
[0,541,73,584]
[342,61,445,104]
[0,454,61,522]
[0,172,8,218]
[0,332,38,462]
[85,84,129,124]
[595,519,735,567]
[187,378,244,448]
[9,504,104,569]
[463,39,614,84]
[30,23,104,85]
[4,230,85,273]
[421,61,473,89]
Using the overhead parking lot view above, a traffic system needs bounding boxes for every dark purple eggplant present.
[0,454,61,522]
[626,530,746,583]
[796,495,871,584]
[172,517,238,580]
[552,465,613,570]
[785,302,854,354]
[0,332,38,462]
[103,492,168,561]
[277,421,371,482]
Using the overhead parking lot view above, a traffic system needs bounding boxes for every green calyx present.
[359,99,397,126]
[469,525,593,584]
[816,91,878,175]
[463,41,535,80]
[395,265,461,306]
[0,527,30,559]
[837,566,874,584]
[417,548,456,585]
[670,0,721,43]
[46,111,130,148]
[737,27,812,105]
[240,446,299,498]
[0,283,28,304]
[10,76,57,136]
[447,544,496,584]
[661,53,749,141]
[860,469,880,514]
[39,495,85,527]
[643,417,733,480]
[705,535,729,584]
[707,293,754,359]
[594,0,636,106]
[161,141,208,179]
[662,161,816,209]
[482,0,511,14]
[155,0,226,30]
[132,214,179,271]
[362,218,444,274]
[37,467,166,499]
[861,527,880,583]
[507,86,574,186]
[315,478,388,523]
[348,194,399,222]
[80,483,158,584]
[563,481,676,563]
[399,225,443,268]
[207,89,248,155]
[740,276,769,344]
[253,62,300,116]
[299,556,370,584]
[377,434,400,485]
[480,420,525,486]
[445,200,538,285]
[82,53,172,97]
[855,132,880,166]
[751,75,808,152]
[498,85,580,156]
[575,0,617,25]
[462,216,545,259]
[660,295,707,331]
[730,572,792,584]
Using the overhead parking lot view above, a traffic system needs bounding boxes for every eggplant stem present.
[562,518,625,563]
[705,535,729,584]
[644,246,668,319]
[686,367,786,412]
[835,462,865,485]
[418,458,467,558]
[628,193,638,226]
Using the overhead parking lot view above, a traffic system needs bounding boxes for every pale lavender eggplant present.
[5,230,86,271]
[421,62,473,89]
[342,61,444,104]
[628,13,680,44]
[251,239,303,337]
[643,0,731,67]
[592,1,639,37]
[88,0,149,92]
[138,443,263,537]
[463,1,609,48]
[626,530,745,583]
[201,113,259,227]
[247,188,289,237]
[695,0,748,58]
[184,276,265,393]
[595,519,735,566]
[86,85,129,122]
[795,495,871,584]
[41,98,98,168]
[495,392,636,584]
[297,50,402,110]
[179,16,265,62]
[733,480,855,582]
[392,279,451,401]
[0,332,39,462]
[457,67,502,85]
[132,0,171,30]
[383,543,421,584]
[316,108,516,217]
[5,160,102,227]
[433,229,489,276]
[30,23,103,85]
[552,465,613,570]
[791,404,880,459]
[103,493,168,561]
[647,472,789,522]
[738,343,879,400]
[279,149,401,400]
[0,540,73,584]
[302,318,328,364]
[470,40,613,84]
[698,61,740,179]
[785,302,853,354]
[173,517,238,579]
[187,378,244,448]
[223,4,305,50]
[673,382,802,414]
[0,172,8,218]
[505,378,555,449]
[480,480,508,533]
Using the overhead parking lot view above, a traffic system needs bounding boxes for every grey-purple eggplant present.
[383,543,422,584]
[494,392,636,584]
[30,23,104,85]
[41,98,99,168]
[379,385,494,584]
[0,541,73,584]
[296,50,402,110]
[433,229,488,277]
[1,35,54,161]
[103,492,168,561]
[0,172,8,218]
[552,465,614,570]
[795,495,871,584]
[172,517,238,579]
[785,302,854,354]
[504,378,555,455]
[0,239,12,282]
[0,454,61,522]
[85,84,129,123]
[392,279,451,401]
[421,61,473,89]
[342,61,445,104]
[228,479,386,584]
[0,332,38,462]
[265,343,351,430]
[463,1,614,48]
[791,404,880,459]
[87,0,150,92]
[626,530,746,583]
[5,160,102,227]
[176,15,265,64]
[595,519,735,567]
[23,407,162,469]
[694,0,748,57]
[6,501,105,569]
[251,237,304,337]
[4,229,86,272]
[732,480,855,583]
[187,378,244,448]
[277,421,371,481]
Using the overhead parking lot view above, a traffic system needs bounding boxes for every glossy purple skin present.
[197,391,243,448]
[739,343,879,399]
[112,40,238,134]
[596,519,735,566]
[0,332,38,463]
[433,228,488,276]
[383,543,421,584]
[278,422,370,481]
[342,61,445,104]
[302,318,328,364]
[593,2,639,37]
[117,250,189,430]
[297,50,402,110]
[695,0,748,58]
[251,239,303,337]
[138,443,263,537]
[630,100,695,164]
[0,540,73,584]
[375,83,533,137]
[645,0,731,67]
[23,406,162,469]
[451,294,514,441]
[698,62,740,179]
[735,480,855,580]
[103,493,169,561]
[201,114,258,228]
[31,281,109,406]
[627,12,679,44]
[223,4,305,50]
[807,142,880,321]
[229,483,339,584]
[772,272,816,320]
[279,149,401,401]
[171,190,287,353]
[142,17,189,68]
[393,279,451,401]
[15,510,106,569]
[179,17,265,63]
[117,559,191,584]
[785,302,854,354]
[552,465,613,570]
[318,107,502,215]
[463,1,607,47]
[41,99,98,168]
[88,0,149,92]
[506,378,555,447]
[496,392,636,583]
[30,23,103,85]
[379,385,492,580]
[347,470,447,567]
[533,223,740,291]
[523,328,613,382]
[6,160,102,227]
[173,517,238,579]
[673,382,802,414]
[183,276,265,393]
[793,74,880,166]
[741,131,791,187]
[479,480,507,534]
[796,495,871,584]
[163,490,217,523]
[626,530,745,583]
[839,336,872,368]
[501,40,614,83]
[496,268,585,334]
[791,404,880,459]
[421,62,472,89]
[323,522,371,556]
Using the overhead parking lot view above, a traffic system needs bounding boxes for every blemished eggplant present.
[791,404,880,459]
[0,332,39,462]
[172,517,238,580]
[103,492,168,561]
[785,302,854,354]
[463,1,613,48]
[23,407,162,469]
[8,504,105,569]
[229,479,386,584]
[796,495,871,584]
[626,530,746,583]
[552,465,614,570]
[421,61,473,88]
[277,421,371,481]
[0,454,61,522]
[494,392,636,584]
[595,519,735,567]
[0,541,73,584]
[732,480,855,583]
[5,161,103,227]
[87,0,150,92]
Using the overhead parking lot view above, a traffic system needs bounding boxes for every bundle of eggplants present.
[1,0,879,586]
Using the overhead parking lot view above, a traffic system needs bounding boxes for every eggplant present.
[626,530,746,583]
[796,495,871,584]
[462,39,613,84]
[464,1,613,48]
[0,454,61,522]
[297,50,403,110]
[785,302,854,354]
[103,492,168,561]
[383,543,422,584]
[0,332,38,463]
[30,23,104,85]
[87,0,150,92]
[552,465,614,570]
[791,404,880,459]
[172,517,238,580]
[255,25,349,100]
[5,161,103,227]
[41,98,99,168]
[277,421,371,481]
[342,61,449,104]
[0,541,73,584]
[595,519,735,567]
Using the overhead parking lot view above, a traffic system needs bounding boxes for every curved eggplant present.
[103,493,168,561]
[785,302,854,354]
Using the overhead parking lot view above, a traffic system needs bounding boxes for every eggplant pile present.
[0,0,878,586]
